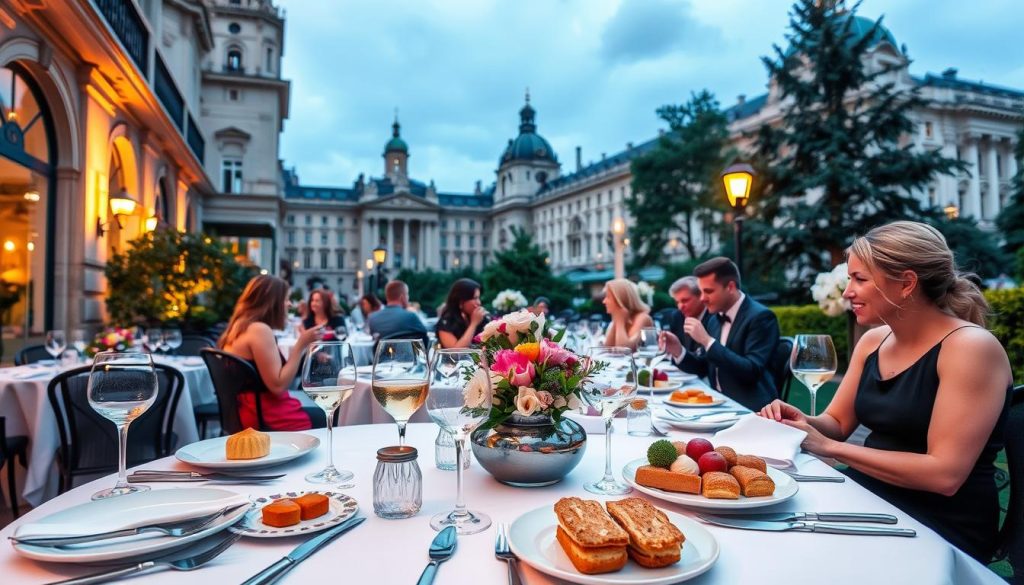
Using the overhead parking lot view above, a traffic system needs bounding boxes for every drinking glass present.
[45,330,66,361]
[790,334,838,416]
[372,339,428,446]
[426,348,492,534]
[71,329,87,362]
[164,328,182,356]
[581,346,636,495]
[302,341,356,483]
[87,352,158,499]
[144,328,162,354]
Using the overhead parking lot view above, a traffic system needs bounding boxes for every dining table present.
[0,389,1005,584]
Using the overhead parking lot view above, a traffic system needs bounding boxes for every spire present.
[519,90,536,134]
[392,107,401,138]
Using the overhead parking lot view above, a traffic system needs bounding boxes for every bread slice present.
[606,498,684,568]
[553,497,629,547]
[634,465,701,494]
[730,465,776,497]
[701,471,740,499]
[556,526,628,574]
[735,454,767,473]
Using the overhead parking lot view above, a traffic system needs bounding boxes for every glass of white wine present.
[87,352,158,500]
[581,346,636,495]
[790,334,838,416]
[302,341,357,483]
[372,339,428,446]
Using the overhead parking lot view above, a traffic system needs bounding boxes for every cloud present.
[599,0,724,65]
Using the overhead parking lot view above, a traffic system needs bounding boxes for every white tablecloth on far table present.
[334,374,431,427]
[0,418,1004,584]
[276,336,377,366]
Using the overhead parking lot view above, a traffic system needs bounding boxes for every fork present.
[47,531,243,585]
[494,522,523,585]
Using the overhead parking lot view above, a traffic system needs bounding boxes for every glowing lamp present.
[721,163,755,209]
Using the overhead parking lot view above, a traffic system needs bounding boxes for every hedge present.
[986,287,1024,385]
[769,305,851,373]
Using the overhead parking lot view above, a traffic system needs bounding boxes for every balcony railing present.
[93,0,148,73]
[186,114,205,164]
[154,55,184,128]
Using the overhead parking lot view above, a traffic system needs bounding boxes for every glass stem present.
[454,435,467,517]
[398,422,407,447]
[809,387,818,417]
[115,423,129,488]
[603,417,614,482]
[326,408,335,468]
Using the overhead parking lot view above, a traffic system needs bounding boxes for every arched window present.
[226,48,242,72]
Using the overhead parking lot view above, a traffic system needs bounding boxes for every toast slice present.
[634,465,701,494]
[553,497,629,547]
[606,498,684,568]
[555,526,628,574]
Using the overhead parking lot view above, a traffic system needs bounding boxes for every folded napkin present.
[13,488,248,541]
[712,413,807,469]
[564,411,611,434]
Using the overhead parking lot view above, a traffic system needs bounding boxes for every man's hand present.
[683,317,712,348]
[659,331,683,360]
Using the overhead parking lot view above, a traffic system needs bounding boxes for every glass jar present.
[373,446,422,519]
[434,427,469,471]
[626,397,653,436]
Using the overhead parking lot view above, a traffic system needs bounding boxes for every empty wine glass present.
[302,341,356,483]
[163,328,182,356]
[581,347,636,495]
[790,334,838,416]
[87,352,158,499]
[372,339,428,446]
[45,330,66,361]
[144,328,162,354]
[427,348,492,534]
[71,329,88,362]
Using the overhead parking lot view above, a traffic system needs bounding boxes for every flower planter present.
[470,413,586,487]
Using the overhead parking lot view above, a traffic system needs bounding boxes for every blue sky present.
[277,0,1024,193]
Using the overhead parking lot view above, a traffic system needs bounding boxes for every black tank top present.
[850,325,1010,562]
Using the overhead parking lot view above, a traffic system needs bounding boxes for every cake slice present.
[606,498,684,568]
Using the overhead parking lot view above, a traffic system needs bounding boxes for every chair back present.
[996,384,1024,577]
[15,345,52,366]
[46,363,184,491]
[772,336,794,402]
[200,348,268,434]
[177,335,216,356]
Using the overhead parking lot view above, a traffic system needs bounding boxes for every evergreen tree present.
[480,227,576,310]
[996,126,1024,256]
[627,90,731,266]
[749,0,966,276]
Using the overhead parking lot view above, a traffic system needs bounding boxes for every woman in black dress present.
[436,278,488,349]
[760,221,1012,562]
[298,289,345,335]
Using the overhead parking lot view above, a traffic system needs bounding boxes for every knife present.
[697,514,916,537]
[708,512,898,524]
[415,526,457,585]
[241,516,365,585]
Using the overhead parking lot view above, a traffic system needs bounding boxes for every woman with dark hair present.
[297,289,345,335]
[219,275,325,431]
[436,278,488,348]
[359,294,382,320]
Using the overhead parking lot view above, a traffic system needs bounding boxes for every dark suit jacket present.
[668,309,711,355]
[675,296,780,411]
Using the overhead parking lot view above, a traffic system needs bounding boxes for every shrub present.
[986,288,1024,384]
[770,305,851,373]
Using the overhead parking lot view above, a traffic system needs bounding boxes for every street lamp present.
[365,258,375,297]
[372,246,387,296]
[944,203,959,220]
[611,217,626,279]
[721,163,755,276]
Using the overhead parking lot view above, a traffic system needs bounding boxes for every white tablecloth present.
[0,419,1003,584]
[277,336,377,366]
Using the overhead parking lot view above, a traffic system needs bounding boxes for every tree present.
[396,266,482,316]
[996,126,1024,257]
[627,90,732,265]
[927,215,1008,279]
[748,0,966,278]
[480,227,576,310]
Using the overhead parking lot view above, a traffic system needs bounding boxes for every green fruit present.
[637,370,651,386]
[647,440,678,468]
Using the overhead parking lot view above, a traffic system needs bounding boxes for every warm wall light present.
[24,190,40,202]
[944,204,959,220]
[27,241,35,252]
[721,163,755,209]
[611,217,625,235]
[97,188,138,237]
[3,240,14,252]
[365,259,374,270]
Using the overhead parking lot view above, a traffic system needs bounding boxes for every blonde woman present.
[601,278,654,350]
[759,221,1012,562]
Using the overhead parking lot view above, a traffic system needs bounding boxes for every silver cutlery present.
[416,525,457,585]
[10,503,249,547]
[697,514,916,537]
[45,530,243,585]
[494,522,522,585]
[780,470,847,483]
[241,515,365,585]
[128,470,285,483]
[707,512,897,524]
[661,409,746,421]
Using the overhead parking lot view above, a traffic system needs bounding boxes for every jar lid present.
[377,445,418,462]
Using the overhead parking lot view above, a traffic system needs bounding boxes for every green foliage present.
[985,288,1024,384]
[105,230,256,331]
[770,305,851,373]
[628,90,732,266]
[996,126,1024,256]
[480,227,577,311]
[927,215,1009,278]
[748,0,966,281]
[396,266,482,316]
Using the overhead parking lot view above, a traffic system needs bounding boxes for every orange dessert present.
[261,499,301,527]
[226,427,270,460]
[294,493,330,520]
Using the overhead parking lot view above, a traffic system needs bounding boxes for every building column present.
[402,219,410,270]
[965,138,982,220]
[426,222,435,269]
[362,217,373,266]
[385,218,394,269]
[1008,141,1019,190]
[416,221,424,270]
[986,141,1000,220]
[939,138,958,209]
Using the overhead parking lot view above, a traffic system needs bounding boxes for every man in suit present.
[666,276,711,355]
[368,280,428,346]
[660,257,780,410]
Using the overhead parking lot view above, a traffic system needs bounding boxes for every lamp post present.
[372,246,387,296]
[356,269,364,298]
[611,217,626,280]
[944,203,960,220]
[721,163,755,277]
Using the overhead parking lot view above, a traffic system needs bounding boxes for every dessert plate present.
[662,395,727,408]
[176,432,319,470]
[653,411,739,432]
[622,459,798,510]
[231,490,358,538]
[637,381,683,394]
[508,504,719,585]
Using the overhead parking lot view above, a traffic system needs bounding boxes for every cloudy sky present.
[277,0,1024,193]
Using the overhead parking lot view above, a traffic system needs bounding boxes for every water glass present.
[372,339,428,447]
[626,398,652,437]
[302,341,356,483]
[45,330,66,360]
[144,328,162,354]
[434,426,470,471]
[581,346,636,495]
[87,352,158,499]
[163,329,182,355]
[790,334,838,416]
[71,329,88,362]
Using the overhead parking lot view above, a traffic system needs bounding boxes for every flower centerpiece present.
[810,263,851,317]
[491,289,528,314]
[469,309,604,487]
[85,327,136,357]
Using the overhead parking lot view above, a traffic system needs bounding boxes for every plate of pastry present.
[175,428,320,470]
[662,388,726,408]
[231,490,358,538]
[508,497,718,585]
[621,439,798,510]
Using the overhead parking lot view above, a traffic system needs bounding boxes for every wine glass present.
[163,328,182,356]
[87,352,158,499]
[581,346,636,495]
[790,334,838,416]
[302,341,356,483]
[426,348,492,534]
[144,328,162,354]
[45,330,66,361]
[372,339,428,446]
[637,327,664,374]
[71,329,88,362]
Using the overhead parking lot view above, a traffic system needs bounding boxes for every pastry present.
[634,465,701,494]
[606,498,684,568]
[554,497,628,574]
[714,446,738,467]
[701,471,740,499]
[225,427,270,460]
[730,465,776,497]
[294,493,330,520]
[261,499,301,527]
[671,441,688,456]
[669,454,700,475]
[735,454,768,473]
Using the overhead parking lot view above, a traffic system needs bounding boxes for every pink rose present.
[539,339,577,368]
[491,349,536,387]
[536,390,554,408]
[515,387,541,416]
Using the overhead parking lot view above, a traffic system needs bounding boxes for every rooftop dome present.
[784,12,900,57]
[500,93,558,166]
[384,117,408,154]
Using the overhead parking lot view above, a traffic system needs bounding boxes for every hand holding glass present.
[790,334,838,416]
[581,347,636,495]
[302,341,356,483]
[372,339,428,446]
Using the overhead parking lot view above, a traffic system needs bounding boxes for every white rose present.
[478,319,504,342]
[566,394,583,412]
[515,386,541,416]
[503,309,544,335]
[463,368,491,409]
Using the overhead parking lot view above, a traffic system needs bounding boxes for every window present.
[455,219,462,231]
[265,47,273,73]
[441,255,448,271]
[228,89,240,101]
[483,236,489,248]
[337,216,344,226]
[303,251,312,269]
[287,214,295,224]
[304,233,311,245]
[320,250,329,270]
[321,216,328,225]
[441,220,448,229]
[221,159,242,193]
[287,231,294,245]
[320,232,328,245]
[455,235,462,247]
[228,22,240,34]
[226,49,242,72]
[469,220,475,230]
[469,235,475,247]
[336,249,345,269]
[337,232,344,245]
[441,234,448,248]
[305,215,312,225]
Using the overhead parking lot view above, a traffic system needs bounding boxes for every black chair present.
[47,363,184,494]
[177,335,217,357]
[773,336,795,403]
[0,416,29,518]
[178,336,218,438]
[994,384,1024,580]
[14,345,52,366]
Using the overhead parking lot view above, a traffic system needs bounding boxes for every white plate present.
[176,432,320,470]
[622,459,799,510]
[654,412,739,432]
[231,490,358,538]
[11,488,248,564]
[665,372,698,383]
[638,381,682,394]
[662,396,727,408]
[508,504,719,585]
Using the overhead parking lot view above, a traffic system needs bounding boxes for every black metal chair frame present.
[0,416,29,518]
[994,384,1024,580]
[200,348,271,435]
[14,344,53,366]
[774,336,795,403]
[177,335,217,357]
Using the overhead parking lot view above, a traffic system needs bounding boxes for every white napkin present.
[712,413,807,469]
[14,488,248,540]
[564,411,610,434]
